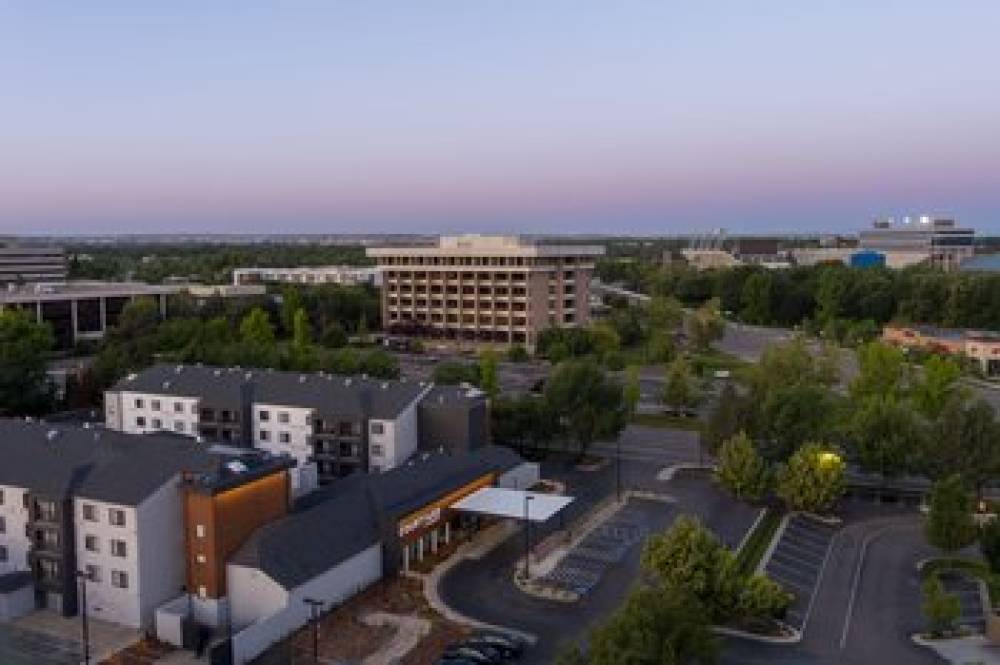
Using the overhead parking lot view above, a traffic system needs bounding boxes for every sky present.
[2,2,999,236]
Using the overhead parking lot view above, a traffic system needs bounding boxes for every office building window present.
[108,509,126,527]
[110,540,127,558]
[370,422,385,435]
[85,564,101,583]
[85,535,99,552]
[279,432,290,444]
[111,570,128,589]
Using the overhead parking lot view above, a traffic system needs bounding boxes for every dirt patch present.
[102,637,175,665]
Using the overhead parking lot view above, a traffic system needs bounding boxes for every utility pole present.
[303,597,324,664]
[76,570,91,665]
[523,495,535,580]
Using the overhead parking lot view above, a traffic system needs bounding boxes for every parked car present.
[441,644,504,664]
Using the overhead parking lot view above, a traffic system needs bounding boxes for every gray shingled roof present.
[231,446,523,590]
[0,419,221,505]
[111,364,428,419]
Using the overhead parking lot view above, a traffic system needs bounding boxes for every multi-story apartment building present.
[366,235,605,347]
[232,266,381,287]
[105,365,453,489]
[860,216,975,271]
[0,420,223,627]
[0,244,67,284]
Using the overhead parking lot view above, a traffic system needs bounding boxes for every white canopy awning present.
[451,487,574,522]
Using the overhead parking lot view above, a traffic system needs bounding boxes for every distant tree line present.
[68,243,372,284]
[597,260,1000,337]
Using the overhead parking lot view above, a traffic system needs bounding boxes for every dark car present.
[441,645,503,664]
[470,632,525,657]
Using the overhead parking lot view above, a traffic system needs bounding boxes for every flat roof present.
[452,487,573,522]
[0,280,182,304]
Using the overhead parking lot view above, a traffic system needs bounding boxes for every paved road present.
[438,458,758,664]
[723,506,943,665]
[589,425,703,466]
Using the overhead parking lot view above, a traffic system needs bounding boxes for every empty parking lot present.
[764,515,839,631]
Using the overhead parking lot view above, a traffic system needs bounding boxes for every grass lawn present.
[921,556,1000,605]
[631,412,704,431]
[735,507,783,575]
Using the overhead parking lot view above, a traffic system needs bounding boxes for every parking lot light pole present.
[76,570,91,665]
[523,495,535,581]
[303,597,324,665]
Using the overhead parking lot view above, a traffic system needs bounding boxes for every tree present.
[647,295,684,331]
[849,341,907,402]
[704,381,740,455]
[239,308,276,346]
[715,432,770,501]
[757,383,836,462]
[689,298,726,351]
[923,399,1000,499]
[320,322,348,348]
[846,395,924,479]
[0,311,55,415]
[491,395,557,451]
[662,356,698,414]
[589,321,621,361]
[645,330,675,364]
[922,574,961,637]
[479,348,499,398]
[925,475,978,554]
[775,443,845,514]
[291,308,312,350]
[544,359,627,455]
[506,345,529,362]
[980,518,1000,574]
[912,355,967,419]
[740,272,773,324]
[583,587,718,665]
[359,349,399,379]
[623,365,641,417]
[432,361,479,385]
[280,287,305,335]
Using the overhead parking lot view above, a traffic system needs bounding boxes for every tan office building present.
[366,235,604,347]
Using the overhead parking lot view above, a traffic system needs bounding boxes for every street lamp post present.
[303,597,324,665]
[616,436,622,502]
[523,495,535,580]
[76,570,91,665]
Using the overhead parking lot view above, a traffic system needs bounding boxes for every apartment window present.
[259,429,270,442]
[174,421,185,433]
[82,504,97,521]
[108,509,126,527]
[278,412,290,424]
[151,400,161,411]
[35,500,57,522]
[0,545,7,562]
[198,585,207,599]
[174,402,184,413]
[152,418,162,429]
[279,432,290,444]
[134,398,144,409]
[135,416,146,428]
[0,489,4,506]
[85,564,101,583]
[111,570,129,589]
[195,524,206,538]
[0,516,5,533]
[39,559,60,582]
[370,422,385,436]
[85,535,99,553]
[196,554,207,564]
[259,410,270,422]
[110,540,127,558]
[370,444,384,457]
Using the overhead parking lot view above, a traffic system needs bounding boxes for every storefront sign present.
[397,473,494,540]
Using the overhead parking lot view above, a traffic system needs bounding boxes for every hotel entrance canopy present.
[451,487,573,522]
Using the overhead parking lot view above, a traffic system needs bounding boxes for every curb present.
[755,513,790,577]
[736,507,766,556]
[712,623,801,645]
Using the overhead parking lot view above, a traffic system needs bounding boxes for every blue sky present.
[2,2,999,235]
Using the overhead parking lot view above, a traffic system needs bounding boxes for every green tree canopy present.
[239,307,276,346]
[846,395,925,478]
[544,359,627,454]
[0,311,55,415]
[912,355,967,419]
[662,356,698,413]
[704,381,740,455]
[689,298,726,351]
[850,341,908,402]
[715,432,770,501]
[925,474,978,554]
[776,442,845,514]
[478,348,500,398]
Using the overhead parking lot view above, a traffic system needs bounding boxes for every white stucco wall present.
[252,403,314,467]
[112,391,200,437]
[135,476,187,630]
[74,497,142,627]
[228,543,382,665]
[368,385,432,472]
[0,485,31,576]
